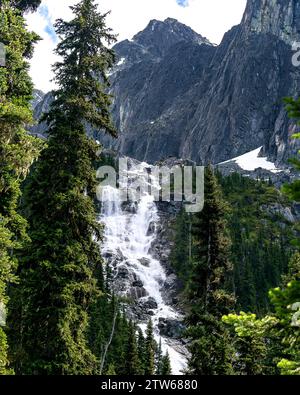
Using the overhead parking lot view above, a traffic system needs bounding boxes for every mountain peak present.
[132,18,211,58]
[164,17,179,24]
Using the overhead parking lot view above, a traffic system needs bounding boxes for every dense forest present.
[0,0,300,376]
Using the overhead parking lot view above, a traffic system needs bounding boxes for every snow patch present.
[117,57,126,66]
[220,147,282,173]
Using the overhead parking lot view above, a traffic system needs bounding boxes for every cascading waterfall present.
[100,160,187,375]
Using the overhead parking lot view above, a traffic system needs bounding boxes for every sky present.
[25,0,247,92]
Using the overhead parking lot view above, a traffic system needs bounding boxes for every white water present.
[100,161,187,375]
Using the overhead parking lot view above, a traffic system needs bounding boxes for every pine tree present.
[137,328,146,375]
[186,166,235,375]
[155,338,163,375]
[188,166,233,313]
[0,0,40,374]
[144,319,155,375]
[161,352,172,375]
[124,320,139,375]
[8,0,117,375]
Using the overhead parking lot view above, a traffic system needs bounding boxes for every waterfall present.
[100,160,187,375]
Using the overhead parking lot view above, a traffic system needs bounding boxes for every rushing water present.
[100,160,187,374]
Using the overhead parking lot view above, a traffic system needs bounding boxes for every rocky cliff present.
[31,0,300,167]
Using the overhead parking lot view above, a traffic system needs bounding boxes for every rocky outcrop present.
[158,318,185,339]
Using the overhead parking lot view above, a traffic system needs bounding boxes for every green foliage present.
[282,97,300,204]
[171,171,295,314]
[44,0,117,137]
[7,0,117,375]
[188,166,234,314]
[144,319,155,375]
[137,328,146,375]
[0,0,41,374]
[220,172,294,314]
[155,338,163,375]
[0,1,42,13]
[222,312,278,375]
[125,320,139,375]
[269,281,300,375]
[186,313,234,375]
[161,352,172,375]
[186,166,235,375]
[169,209,191,282]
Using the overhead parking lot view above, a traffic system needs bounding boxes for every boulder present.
[158,318,185,339]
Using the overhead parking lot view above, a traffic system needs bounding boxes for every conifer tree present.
[222,312,278,375]
[106,363,116,375]
[0,0,40,374]
[282,98,300,206]
[188,165,233,312]
[137,328,146,375]
[144,319,155,375]
[124,320,139,375]
[186,165,235,375]
[8,0,117,375]
[8,0,41,12]
[161,352,172,375]
[269,278,300,374]
[155,338,163,375]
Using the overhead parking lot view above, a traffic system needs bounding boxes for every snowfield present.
[220,147,282,173]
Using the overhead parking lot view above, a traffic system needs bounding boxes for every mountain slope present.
[104,0,300,165]
[31,1,300,167]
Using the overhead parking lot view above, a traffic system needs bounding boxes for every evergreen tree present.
[0,0,40,374]
[270,281,300,375]
[188,166,234,312]
[161,352,172,375]
[222,312,278,375]
[170,209,191,282]
[7,0,41,12]
[282,98,300,206]
[186,166,235,375]
[8,0,117,375]
[144,319,155,375]
[155,338,163,375]
[124,320,139,375]
[137,328,146,375]
[106,363,116,375]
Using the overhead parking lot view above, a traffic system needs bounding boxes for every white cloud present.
[26,0,247,92]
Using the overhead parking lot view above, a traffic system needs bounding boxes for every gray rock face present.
[31,89,45,109]
[242,0,300,45]
[104,1,300,166]
[31,1,300,168]
[29,91,52,138]
[158,318,185,339]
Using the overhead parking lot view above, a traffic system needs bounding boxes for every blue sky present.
[26,0,247,92]
[176,0,189,7]
[39,5,57,43]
